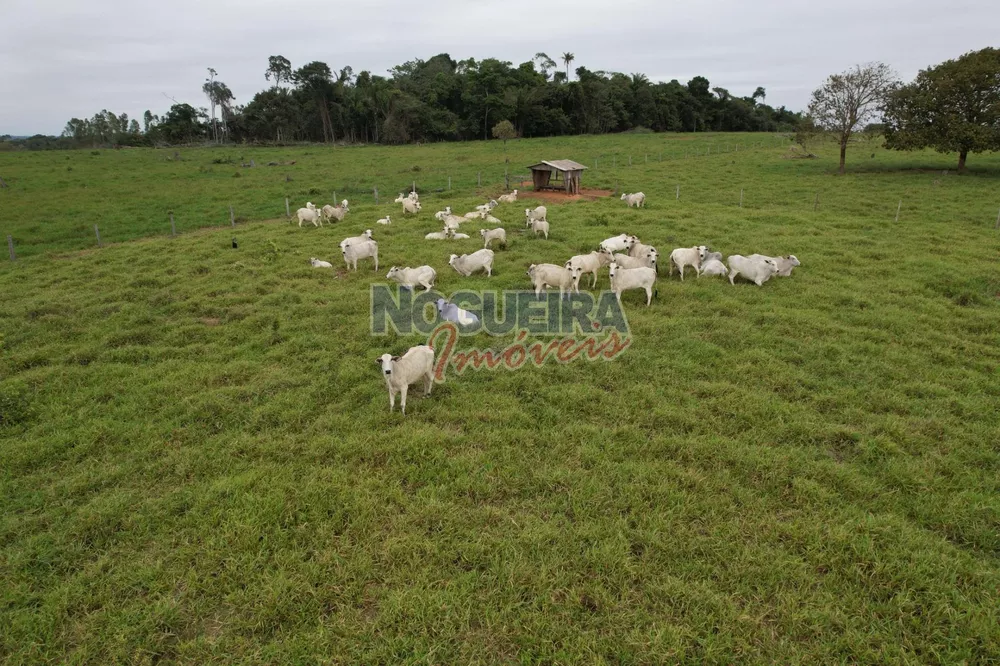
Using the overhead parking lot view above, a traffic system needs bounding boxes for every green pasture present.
[1,134,999,664]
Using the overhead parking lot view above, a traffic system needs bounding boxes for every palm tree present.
[630,73,649,89]
[562,52,575,81]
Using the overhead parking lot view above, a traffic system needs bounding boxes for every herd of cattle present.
[296,189,801,414]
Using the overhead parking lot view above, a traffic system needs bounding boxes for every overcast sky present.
[1,0,997,136]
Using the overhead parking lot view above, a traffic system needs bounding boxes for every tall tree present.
[158,103,208,143]
[752,86,766,105]
[883,47,1000,173]
[203,76,234,143]
[265,55,292,89]
[142,110,158,134]
[242,88,299,142]
[534,53,557,80]
[203,68,219,141]
[293,61,336,142]
[808,62,896,174]
[491,119,516,188]
[215,83,235,139]
[562,52,575,81]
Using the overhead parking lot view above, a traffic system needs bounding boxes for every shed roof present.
[526,159,588,172]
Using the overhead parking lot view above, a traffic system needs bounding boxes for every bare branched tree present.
[808,62,897,174]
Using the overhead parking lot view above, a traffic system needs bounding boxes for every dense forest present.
[7,52,802,149]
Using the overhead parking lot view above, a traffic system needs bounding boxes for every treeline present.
[10,52,802,150]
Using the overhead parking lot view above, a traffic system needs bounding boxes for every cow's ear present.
[392,356,401,362]
[374,358,383,366]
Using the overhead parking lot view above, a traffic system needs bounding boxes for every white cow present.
[376,346,435,415]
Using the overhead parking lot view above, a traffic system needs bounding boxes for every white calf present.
[527,263,580,298]
[609,262,657,306]
[297,203,322,227]
[727,255,778,286]
[340,230,373,251]
[528,218,549,239]
[698,258,728,277]
[342,239,378,271]
[386,265,436,291]
[566,249,613,289]
[621,192,646,208]
[376,345,435,415]
[449,249,495,277]
[748,254,800,277]
[480,228,507,249]
[668,246,707,281]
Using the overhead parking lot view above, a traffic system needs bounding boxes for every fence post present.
[94,224,102,248]
[735,144,739,152]
[333,191,337,205]
[629,155,632,166]
[230,205,235,227]
[7,235,14,262]
[170,212,176,236]
[813,193,819,211]
[676,185,680,200]
[412,181,416,194]
[478,171,481,187]
[739,189,744,208]
[285,197,290,219]
[448,176,451,191]
[374,187,379,205]
[895,200,902,222]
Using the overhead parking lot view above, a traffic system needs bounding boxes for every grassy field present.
[2,133,1000,664]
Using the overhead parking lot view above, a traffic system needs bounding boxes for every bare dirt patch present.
[515,182,613,204]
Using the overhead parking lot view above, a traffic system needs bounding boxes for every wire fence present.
[4,134,998,262]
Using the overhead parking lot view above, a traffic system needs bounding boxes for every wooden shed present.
[526,159,588,195]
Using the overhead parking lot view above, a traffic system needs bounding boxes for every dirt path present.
[515,182,613,203]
